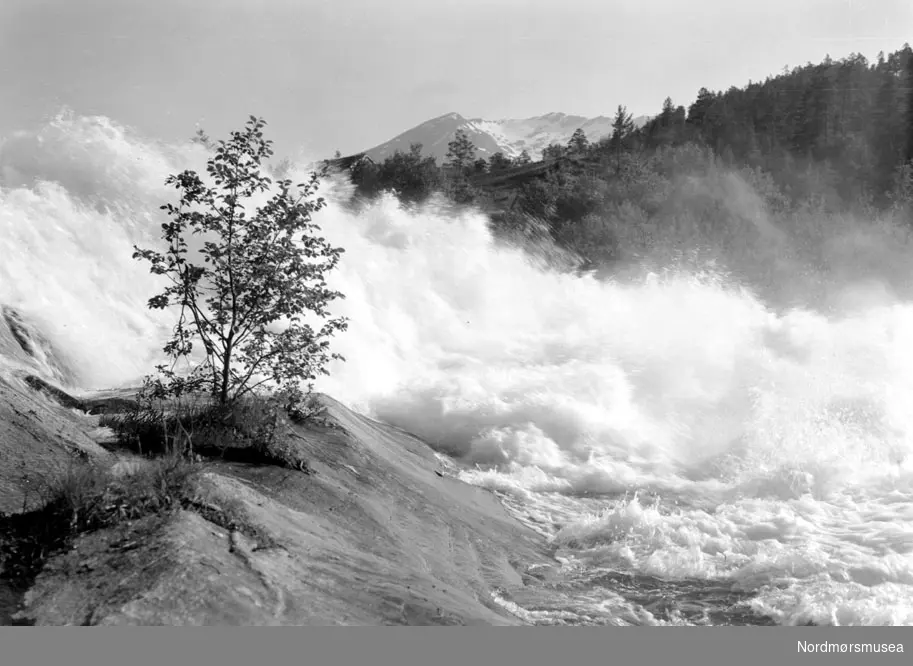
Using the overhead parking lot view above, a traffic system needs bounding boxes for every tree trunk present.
[220,337,233,406]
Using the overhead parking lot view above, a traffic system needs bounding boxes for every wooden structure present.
[470,153,604,213]
[323,152,375,172]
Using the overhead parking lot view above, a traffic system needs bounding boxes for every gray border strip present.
[0,627,909,666]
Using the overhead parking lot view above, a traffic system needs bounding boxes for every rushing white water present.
[1,113,912,626]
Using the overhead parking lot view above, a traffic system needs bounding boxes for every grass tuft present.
[99,392,313,472]
[0,451,196,585]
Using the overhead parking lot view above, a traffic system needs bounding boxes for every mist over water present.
[2,114,912,625]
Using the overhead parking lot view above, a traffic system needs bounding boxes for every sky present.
[1,0,910,159]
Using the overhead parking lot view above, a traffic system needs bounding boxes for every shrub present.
[100,385,312,472]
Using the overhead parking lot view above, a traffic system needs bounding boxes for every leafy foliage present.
[352,143,441,204]
[134,117,348,406]
[489,152,513,172]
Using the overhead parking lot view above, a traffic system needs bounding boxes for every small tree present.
[444,128,477,172]
[567,128,589,156]
[489,151,513,172]
[134,116,348,407]
[444,129,478,203]
[542,143,566,162]
[906,53,913,164]
[514,150,532,166]
[610,104,635,171]
[659,97,675,127]
[375,143,442,204]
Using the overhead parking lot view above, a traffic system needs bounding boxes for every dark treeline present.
[636,46,913,206]
[345,45,913,275]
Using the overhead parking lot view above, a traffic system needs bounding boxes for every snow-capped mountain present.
[363,111,650,163]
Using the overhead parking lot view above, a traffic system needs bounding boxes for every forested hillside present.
[343,46,913,282]
[636,47,913,205]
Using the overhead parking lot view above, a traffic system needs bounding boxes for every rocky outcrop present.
[0,375,113,515]
[0,305,555,625]
[3,391,554,625]
[21,375,139,415]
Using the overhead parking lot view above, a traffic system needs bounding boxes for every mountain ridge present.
[363,111,650,164]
